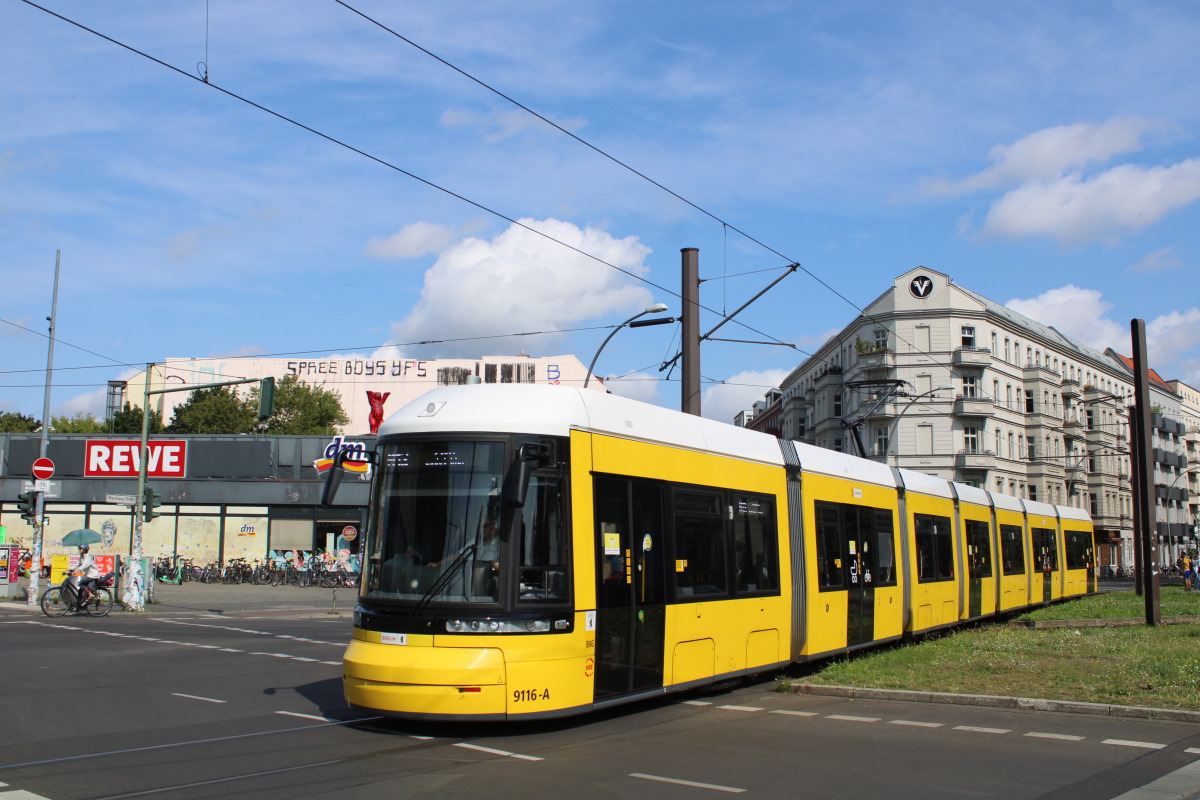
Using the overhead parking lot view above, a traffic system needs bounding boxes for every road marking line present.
[683,700,711,706]
[290,657,319,662]
[717,705,763,712]
[1026,732,1085,741]
[953,726,1010,734]
[631,773,746,793]
[453,742,543,761]
[827,714,881,723]
[275,712,335,721]
[890,720,944,728]
[1102,739,1167,750]
[770,710,819,716]
[1109,757,1200,799]
[1185,748,1200,755]
[172,693,226,704]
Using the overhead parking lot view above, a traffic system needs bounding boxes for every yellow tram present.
[331,384,1095,721]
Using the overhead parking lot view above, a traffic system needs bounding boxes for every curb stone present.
[784,683,1200,723]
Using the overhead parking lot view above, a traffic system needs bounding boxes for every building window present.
[961,326,976,348]
[874,427,889,457]
[1004,338,1011,362]
[874,329,888,349]
[962,375,977,397]
[1025,390,1035,413]
[964,426,979,452]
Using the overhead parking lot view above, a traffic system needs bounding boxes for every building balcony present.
[953,394,994,417]
[856,349,894,370]
[952,347,992,367]
[1084,425,1118,445]
[814,365,843,389]
[1060,379,1081,399]
[1028,458,1065,479]
[956,449,996,470]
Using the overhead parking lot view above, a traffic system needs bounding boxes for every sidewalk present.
[1,576,356,617]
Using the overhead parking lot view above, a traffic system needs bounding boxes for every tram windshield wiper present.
[413,543,476,616]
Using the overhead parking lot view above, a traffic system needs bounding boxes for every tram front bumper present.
[343,637,507,719]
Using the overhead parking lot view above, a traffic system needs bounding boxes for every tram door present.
[1032,528,1056,602]
[965,520,991,619]
[847,508,878,646]
[593,477,666,700]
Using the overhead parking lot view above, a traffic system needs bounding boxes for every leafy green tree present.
[0,412,40,433]
[109,403,164,434]
[258,374,349,435]
[50,412,106,433]
[166,386,256,434]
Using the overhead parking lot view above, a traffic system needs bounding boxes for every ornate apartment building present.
[738,267,1196,568]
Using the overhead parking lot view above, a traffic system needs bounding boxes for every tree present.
[109,403,164,434]
[50,412,106,433]
[0,412,40,433]
[258,374,349,435]
[166,386,256,434]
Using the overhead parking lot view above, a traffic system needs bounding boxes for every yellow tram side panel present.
[798,474,904,658]
[904,491,961,634]
[1061,522,1096,599]
[1028,513,1064,602]
[958,500,997,619]
[994,507,1030,612]
[584,430,793,687]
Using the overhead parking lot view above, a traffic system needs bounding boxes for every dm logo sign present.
[909,274,934,298]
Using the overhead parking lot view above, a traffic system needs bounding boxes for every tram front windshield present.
[363,437,573,610]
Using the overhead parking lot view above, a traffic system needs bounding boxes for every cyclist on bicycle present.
[73,544,101,610]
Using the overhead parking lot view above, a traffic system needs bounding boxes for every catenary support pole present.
[26,250,61,607]
[1130,319,1161,625]
[681,248,701,416]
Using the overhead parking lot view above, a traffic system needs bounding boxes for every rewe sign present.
[85,440,189,478]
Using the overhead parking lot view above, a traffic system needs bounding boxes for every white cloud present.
[390,219,654,357]
[365,221,459,260]
[601,374,663,405]
[439,108,587,144]
[1007,286,1200,378]
[980,158,1200,245]
[701,369,790,424]
[922,118,1154,196]
[1128,246,1185,273]
[1006,285,1127,352]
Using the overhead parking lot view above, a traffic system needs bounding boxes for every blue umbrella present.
[62,529,103,547]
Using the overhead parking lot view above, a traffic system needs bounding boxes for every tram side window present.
[1064,531,1093,570]
[732,494,779,594]
[1032,528,1058,572]
[517,473,569,604]
[815,502,844,591]
[673,490,727,597]
[914,513,954,583]
[965,520,992,579]
[870,510,897,587]
[1000,524,1026,576]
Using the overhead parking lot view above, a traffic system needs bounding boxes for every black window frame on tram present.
[965,519,993,579]
[1032,527,1059,572]
[814,500,897,593]
[1064,530,1093,570]
[913,512,955,583]
[999,523,1026,576]
[592,474,781,604]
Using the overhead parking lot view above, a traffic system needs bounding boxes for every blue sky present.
[3,0,1199,425]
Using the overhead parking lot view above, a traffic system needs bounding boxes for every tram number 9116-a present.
[513,688,551,703]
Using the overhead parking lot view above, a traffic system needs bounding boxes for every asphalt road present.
[4,579,1200,799]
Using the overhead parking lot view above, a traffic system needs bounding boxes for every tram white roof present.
[989,492,1025,512]
[896,467,955,499]
[789,441,897,488]
[1023,499,1058,518]
[377,384,785,466]
[1057,505,1091,522]
[952,483,991,506]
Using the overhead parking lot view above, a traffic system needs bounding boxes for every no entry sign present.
[32,457,55,480]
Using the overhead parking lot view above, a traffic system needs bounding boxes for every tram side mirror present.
[320,448,376,507]
[502,442,552,508]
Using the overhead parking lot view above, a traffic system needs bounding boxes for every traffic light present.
[258,376,275,421]
[144,486,163,520]
[17,491,37,524]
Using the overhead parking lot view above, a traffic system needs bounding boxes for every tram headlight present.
[443,618,554,633]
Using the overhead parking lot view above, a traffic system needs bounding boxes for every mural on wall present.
[177,516,220,563]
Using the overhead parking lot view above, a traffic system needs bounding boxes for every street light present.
[584,303,673,389]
